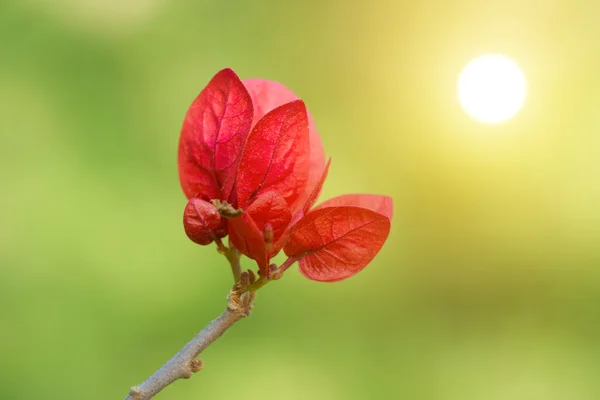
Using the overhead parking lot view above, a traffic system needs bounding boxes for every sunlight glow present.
[458,54,527,124]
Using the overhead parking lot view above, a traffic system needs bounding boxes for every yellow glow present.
[458,54,527,124]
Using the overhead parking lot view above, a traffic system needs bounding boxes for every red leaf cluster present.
[178,69,393,282]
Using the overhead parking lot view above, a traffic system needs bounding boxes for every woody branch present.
[124,277,255,400]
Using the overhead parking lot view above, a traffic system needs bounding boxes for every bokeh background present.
[2,1,600,399]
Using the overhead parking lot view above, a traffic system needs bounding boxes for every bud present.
[247,269,256,284]
[269,263,280,279]
[239,271,251,287]
[263,223,274,246]
[183,198,225,245]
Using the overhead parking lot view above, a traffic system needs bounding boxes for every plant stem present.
[247,275,269,292]
[124,286,255,400]
[276,256,298,275]
[226,247,242,282]
[215,238,242,282]
[124,252,297,398]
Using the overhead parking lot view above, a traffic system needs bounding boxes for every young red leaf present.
[246,191,292,248]
[243,79,326,211]
[236,100,310,211]
[183,198,226,245]
[228,192,292,274]
[284,206,391,282]
[178,68,253,201]
[228,213,269,274]
[243,79,298,127]
[315,194,393,220]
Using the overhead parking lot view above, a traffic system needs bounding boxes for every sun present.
[458,54,527,124]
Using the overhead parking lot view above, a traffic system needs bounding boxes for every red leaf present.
[178,68,253,201]
[243,79,298,127]
[315,194,393,219]
[183,198,225,245]
[229,192,292,274]
[246,191,292,248]
[228,213,268,274]
[236,100,310,211]
[284,206,391,282]
[243,79,326,212]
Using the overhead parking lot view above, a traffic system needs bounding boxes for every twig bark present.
[124,285,255,400]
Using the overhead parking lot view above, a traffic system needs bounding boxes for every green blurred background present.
[2,1,600,399]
